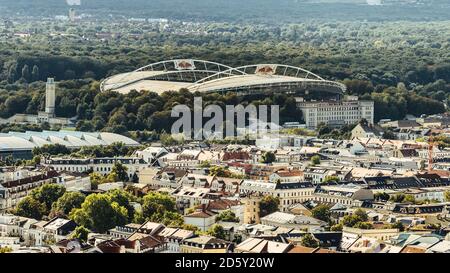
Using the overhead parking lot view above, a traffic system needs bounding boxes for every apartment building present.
[296,96,374,129]
[0,170,59,210]
[42,157,148,179]
[240,180,315,211]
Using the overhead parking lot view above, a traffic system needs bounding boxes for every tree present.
[4,95,31,116]
[111,162,129,182]
[445,191,450,202]
[51,191,85,217]
[311,155,321,165]
[157,211,184,227]
[149,111,172,131]
[353,222,373,229]
[199,161,211,168]
[389,193,406,203]
[31,65,40,82]
[280,97,304,123]
[15,196,46,220]
[32,144,70,157]
[342,215,361,228]
[107,189,135,221]
[89,172,104,190]
[207,224,226,240]
[382,130,396,140]
[31,184,66,213]
[131,172,139,183]
[300,233,319,248]
[21,64,30,82]
[233,234,243,244]
[259,195,280,217]
[105,172,119,183]
[64,69,76,80]
[69,193,128,233]
[323,176,339,183]
[342,209,368,227]
[133,210,146,224]
[330,223,343,231]
[374,192,390,201]
[216,210,239,222]
[76,120,94,132]
[354,209,368,222]
[181,224,199,232]
[31,156,41,165]
[160,132,179,146]
[391,221,405,232]
[7,63,17,83]
[260,151,276,164]
[142,192,177,220]
[209,165,233,178]
[311,204,331,223]
[343,79,374,95]
[389,193,415,203]
[71,226,90,242]
[0,246,13,253]
[404,194,416,203]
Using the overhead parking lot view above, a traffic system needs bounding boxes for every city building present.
[260,211,326,231]
[183,206,217,232]
[158,227,195,253]
[179,236,231,253]
[351,123,384,139]
[296,96,374,129]
[240,181,315,211]
[313,184,374,206]
[0,170,59,211]
[139,167,186,189]
[235,237,293,253]
[42,157,148,179]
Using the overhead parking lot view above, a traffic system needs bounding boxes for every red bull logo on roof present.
[174,59,196,70]
[255,65,277,75]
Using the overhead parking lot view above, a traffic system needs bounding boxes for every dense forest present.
[0,2,449,139]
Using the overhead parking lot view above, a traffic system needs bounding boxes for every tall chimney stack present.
[45,78,55,116]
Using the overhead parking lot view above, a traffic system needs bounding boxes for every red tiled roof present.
[274,170,304,177]
[197,199,241,211]
[185,210,216,218]
[288,246,316,253]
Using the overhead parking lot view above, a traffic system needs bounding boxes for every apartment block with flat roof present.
[296,96,374,129]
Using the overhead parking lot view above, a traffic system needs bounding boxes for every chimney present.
[362,240,369,247]
[45,78,56,116]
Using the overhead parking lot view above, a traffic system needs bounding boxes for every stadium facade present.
[100,59,346,96]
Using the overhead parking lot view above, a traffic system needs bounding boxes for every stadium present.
[100,59,346,96]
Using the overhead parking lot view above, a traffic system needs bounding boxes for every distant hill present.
[1,0,449,22]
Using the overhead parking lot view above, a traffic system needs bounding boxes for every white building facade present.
[296,97,375,129]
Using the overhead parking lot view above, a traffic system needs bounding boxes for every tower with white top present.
[45,78,56,116]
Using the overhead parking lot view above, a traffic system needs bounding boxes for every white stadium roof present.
[100,59,346,96]
[0,130,140,152]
